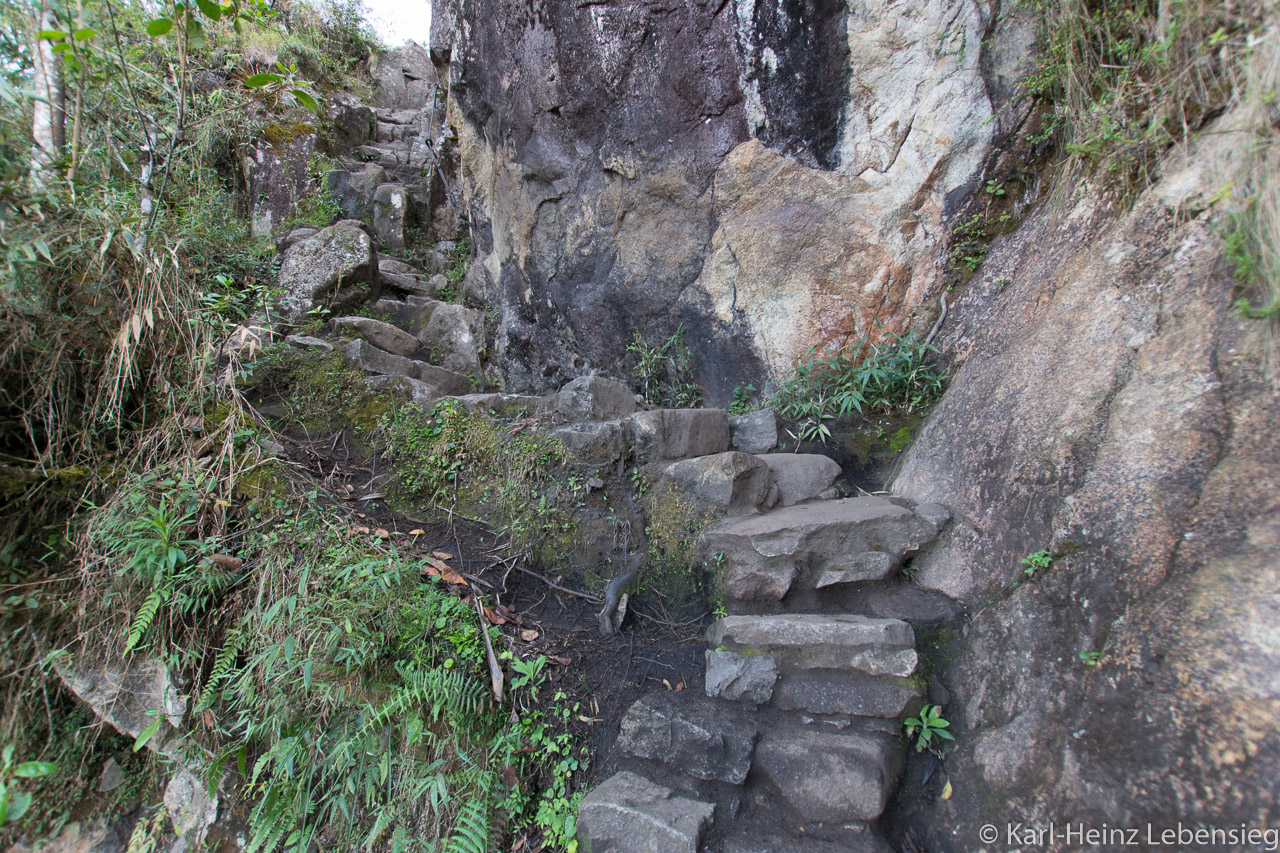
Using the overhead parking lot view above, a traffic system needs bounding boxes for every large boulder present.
[275,221,376,322]
[418,302,485,376]
[372,42,436,110]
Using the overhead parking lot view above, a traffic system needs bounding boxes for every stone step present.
[576,771,714,853]
[332,316,419,358]
[707,614,917,677]
[753,725,902,823]
[379,257,441,298]
[755,453,842,506]
[615,692,756,786]
[701,496,948,602]
[339,339,472,395]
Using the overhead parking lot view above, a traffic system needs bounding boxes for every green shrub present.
[771,330,945,443]
[627,323,703,408]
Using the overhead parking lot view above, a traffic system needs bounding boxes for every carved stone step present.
[615,692,756,785]
[708,614,918,677]
[701,496,947,602]
[753,725,902,822]
[576,771,714,853]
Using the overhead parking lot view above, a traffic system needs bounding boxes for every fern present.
[197,631,244,710]
[442,797,490,853]
[367,665,486,730]
[124,588,168,653]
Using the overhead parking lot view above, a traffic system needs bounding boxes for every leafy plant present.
[627,324,703,408]
[729,384,757,414]
[949,213,989,272]
[0,745,56,827]
[1021,549,1053,578]
[771,328,945,444]
[1079,651,1102,666]
[904,704,955,755]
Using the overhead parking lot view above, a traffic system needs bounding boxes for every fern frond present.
[197,630,244,710]
[442,798,490,853]
[367,665,486,731]
[124,588,168,653]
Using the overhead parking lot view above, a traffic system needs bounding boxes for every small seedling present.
[904,704,955,755]
[1079,651,1101,666]
[1021,549,1053,578]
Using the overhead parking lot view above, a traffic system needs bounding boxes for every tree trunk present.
[30,0,65,184]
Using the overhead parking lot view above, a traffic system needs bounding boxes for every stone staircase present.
[576,489,950,853]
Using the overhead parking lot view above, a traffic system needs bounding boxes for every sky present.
[363,0,432,47]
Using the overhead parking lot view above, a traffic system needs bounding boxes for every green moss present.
[888,422,916,454]
[641,487,715,611]
[234,460,291,503]
[374,400,577,559]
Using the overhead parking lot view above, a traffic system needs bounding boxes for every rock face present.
[885,121,1280,843]
[431,0,1002,397]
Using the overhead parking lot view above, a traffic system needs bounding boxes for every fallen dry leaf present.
[520,628,539,642]
[941,779,953,800]
[432,550,452,561]
[483,607,507,626]
[662,679,673,691]
[576,715,602,724]
[374,528,390,538]
[409,529,425,536]
[551,656,572,667]
[210,554,243,570]
[675,681,685,692]
[356,512,367,518]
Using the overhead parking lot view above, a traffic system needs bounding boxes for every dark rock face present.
[433,0,1000,399]
[889,124,1280,848]
[433,0,758,395]
[736,0,850,169]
